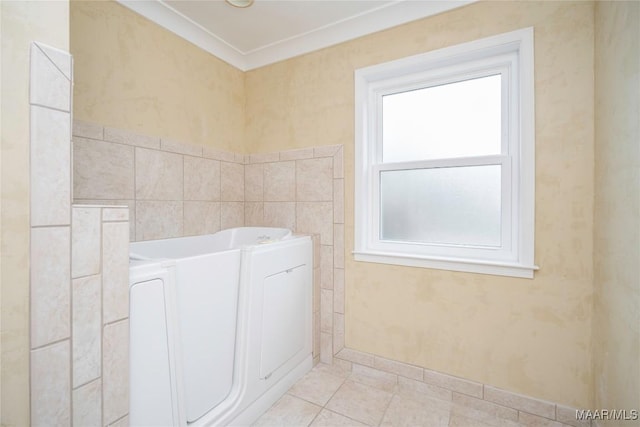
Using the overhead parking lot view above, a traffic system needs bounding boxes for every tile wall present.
[30,43,130,426]
[72,121,246,242]
[72,120,345,364]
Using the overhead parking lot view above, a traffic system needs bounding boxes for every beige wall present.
[0,1,70,425]
[71,0,245,153]
[593,0,640,419]
[246,1,595,408]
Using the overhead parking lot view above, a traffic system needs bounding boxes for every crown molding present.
[117,0,475,72]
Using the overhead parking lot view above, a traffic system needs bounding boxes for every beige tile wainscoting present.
[255,351,593,427]
[72,120,345,365]
[30,43,130,425]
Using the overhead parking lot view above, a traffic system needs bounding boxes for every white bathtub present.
[129,227,313,426]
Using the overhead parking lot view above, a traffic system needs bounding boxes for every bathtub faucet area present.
[129,227,313,426]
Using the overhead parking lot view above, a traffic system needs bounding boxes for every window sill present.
[353,251,538,279]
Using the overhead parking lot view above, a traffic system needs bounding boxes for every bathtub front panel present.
[175,251,241,423]
[130,277,175,426]
[260,264,308,378]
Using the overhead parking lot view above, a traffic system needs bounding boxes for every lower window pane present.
[380,165,502,247]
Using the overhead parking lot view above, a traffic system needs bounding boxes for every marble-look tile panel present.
[73,137,134,200]
[35,42,72,80]
[397,376,451,402]
[380,394,450,427]
[350,363,397,393]
[135,148,183,201]
[336,348,375,368]
[321,245,334,290]
[280,148,314,161]
[135,201,183,241]
[423,368,483,399]
[221,162,245,202]
[234,153,247,164]
[314,267,321,313]
[334,224,345,269]
[31,226,70,348]
[73,120,103,140]
[518,412,566,427]
[103,320,129,426]
[30,106,70,226]
[102,206,129,222]
[314,311,321,357]
[451,392,519,422]
[314,360,353,379]
[244,202,264,226]
[161,137,203,157]
[314,145,341,158]
[449,405,521,427]
[484,385,556,419]
[321,332,333,365]
[374,356,423,381]
[288,369,346,406]
[310,409,367,426]
[184,201,221,236]
[264,161,296,202]
[297,157,333,201]
[102,221,130,324]
[244,163,264,202]
[184,156,220,201]
[333,313,345,354]
[72,379,102,427]
[103,127,160,149]
[72,275,102,388]
[30,43,70,112]
[334,268,345,314]
[334,147,344,179]
[263,202,296,230]
[333,179,344,224]
[31,340,71,426]
[313,234,321,267]
[297,202,333,245]
[72,207,101,279]
[220,202,244,229]
[253,394,321,427]
[203,146,236,163]
[75,200,135,242]
[326,380,393,426]
[321,290,334,333]
[249,152,280,164]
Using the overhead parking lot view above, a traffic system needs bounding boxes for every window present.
[354,28,537,278]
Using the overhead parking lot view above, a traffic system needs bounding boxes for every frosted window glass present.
[382,75,502,162]
[380,165,501,246]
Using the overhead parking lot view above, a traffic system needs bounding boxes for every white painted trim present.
[353,251,537,279]
[117,0,248,70]
[116,0,475,71]
[243,1,475,70]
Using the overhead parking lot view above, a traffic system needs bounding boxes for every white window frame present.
[354,27,538,278]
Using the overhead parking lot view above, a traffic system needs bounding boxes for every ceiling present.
[117,0,474,71]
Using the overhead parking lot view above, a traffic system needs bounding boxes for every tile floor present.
[253,363,573,427]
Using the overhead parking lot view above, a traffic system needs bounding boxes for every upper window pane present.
[382,74,502,162]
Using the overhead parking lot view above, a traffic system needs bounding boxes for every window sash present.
[369,156,514,261]
[372,63,514,164]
